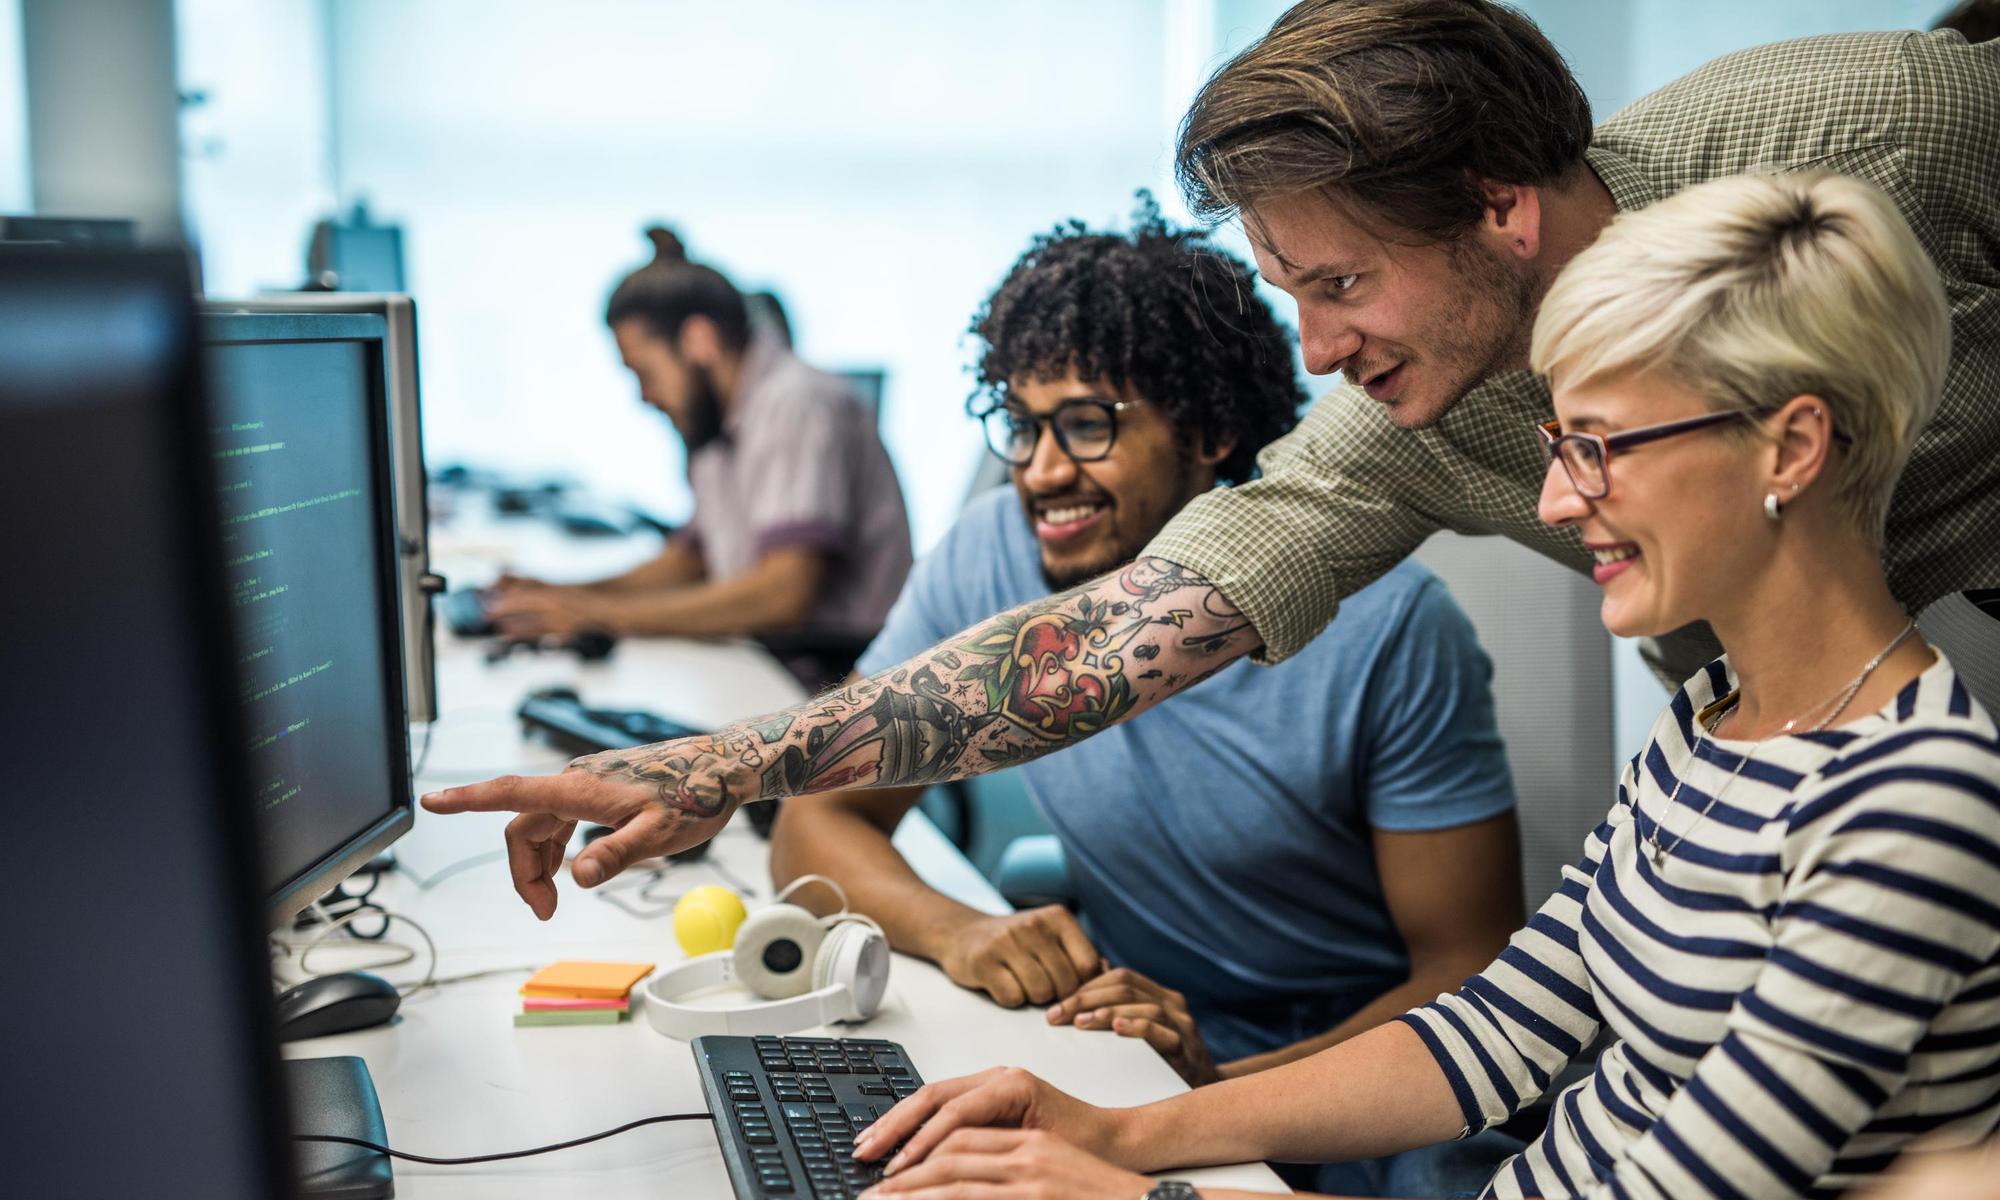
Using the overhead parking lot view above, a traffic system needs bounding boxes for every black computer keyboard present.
[517,686,702,757]
[693,1035,925,1200]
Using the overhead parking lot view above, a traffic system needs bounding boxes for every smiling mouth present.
[1589,543,1640,584]
[1034,500,1109,543]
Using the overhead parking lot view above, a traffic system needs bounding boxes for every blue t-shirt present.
[860,489,1515,1062]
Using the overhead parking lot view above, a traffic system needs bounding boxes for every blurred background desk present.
[278,522,1287,1198]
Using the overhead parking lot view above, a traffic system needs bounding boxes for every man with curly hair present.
[767,200,1525,1196]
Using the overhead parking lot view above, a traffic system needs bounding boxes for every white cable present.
[271,901,543,1000]
[773,873,850,913]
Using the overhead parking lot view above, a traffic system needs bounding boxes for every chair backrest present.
[1412,531,1615,911]
[1918,591,2000,720]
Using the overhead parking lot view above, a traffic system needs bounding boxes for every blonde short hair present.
[1531,171,1950,542]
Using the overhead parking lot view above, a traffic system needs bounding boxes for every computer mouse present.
[273,971,401,1042]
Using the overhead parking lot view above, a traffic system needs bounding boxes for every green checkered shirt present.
[1146,29,2000,683]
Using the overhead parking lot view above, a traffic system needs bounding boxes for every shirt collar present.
[724,332,789,436]
[1583,144,1661,214]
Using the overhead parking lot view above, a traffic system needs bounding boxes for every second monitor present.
[201,311,416,929]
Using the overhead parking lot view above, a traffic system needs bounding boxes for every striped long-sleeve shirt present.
[1398,652,2000,1200]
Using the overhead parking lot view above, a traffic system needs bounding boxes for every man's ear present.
[1197,433,1237,469]
[1476,177,1544,262]
[675,315,724,368]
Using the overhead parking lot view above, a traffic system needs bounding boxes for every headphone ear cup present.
[732,904,826,999]
[814,921,890,1021]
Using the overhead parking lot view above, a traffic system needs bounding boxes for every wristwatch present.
[1144,1181,1202,1200]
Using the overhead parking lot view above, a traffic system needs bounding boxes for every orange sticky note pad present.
[519,960,655,999]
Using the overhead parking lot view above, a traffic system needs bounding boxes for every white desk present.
[283,555,1287,1197]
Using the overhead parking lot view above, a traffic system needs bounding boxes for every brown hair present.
[1176,0,1593,241]
[604,226,751,352]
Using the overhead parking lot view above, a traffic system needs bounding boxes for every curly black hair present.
[968,191,1305,485]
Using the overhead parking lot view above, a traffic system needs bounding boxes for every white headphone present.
[643,876,891,1040]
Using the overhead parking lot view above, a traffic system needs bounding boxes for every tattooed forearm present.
[575,724,784,817]
[640,557,1260,802]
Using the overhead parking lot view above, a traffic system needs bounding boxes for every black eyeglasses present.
[976,397,1142,466]
[1537,412,1747,499]
[1537,410,1854,499]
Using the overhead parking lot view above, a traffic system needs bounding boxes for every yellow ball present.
[673,885,748,957]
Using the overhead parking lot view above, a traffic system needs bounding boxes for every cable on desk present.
[410,719,437,777]
[404,848,507,890]
[276,900,434,997]
[295,1112,714,1165]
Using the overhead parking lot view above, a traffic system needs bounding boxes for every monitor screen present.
[2,246,294,1199]
[201,313,414,925]
[215,294,438,723]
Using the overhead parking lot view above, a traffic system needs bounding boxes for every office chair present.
[1411,531,1616,913]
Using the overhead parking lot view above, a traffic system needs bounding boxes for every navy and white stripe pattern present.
[1398,652,2000,1200]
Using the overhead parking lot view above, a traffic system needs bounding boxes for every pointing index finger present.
[421,772,607,820]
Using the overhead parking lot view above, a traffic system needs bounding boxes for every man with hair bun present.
[488,227,911,689]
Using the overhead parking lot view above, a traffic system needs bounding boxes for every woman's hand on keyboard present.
[852,1067,1120,1177]
[858,1127,1150,1200]
[420,733,754,917]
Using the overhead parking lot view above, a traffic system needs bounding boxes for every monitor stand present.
[285,1056,394,1199]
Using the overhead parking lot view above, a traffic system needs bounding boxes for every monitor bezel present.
[199,311,417,930]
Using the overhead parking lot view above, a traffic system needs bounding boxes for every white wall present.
[176,0,336,294]
[0,0,28,212]
[318,0,1179,541]
[20,0,181,238]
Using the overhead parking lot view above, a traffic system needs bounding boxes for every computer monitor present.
[308,209,406,292]
[213,293,441,723]
[837,367,886,416]
[199,311,416,930]
[2,246,296,1199]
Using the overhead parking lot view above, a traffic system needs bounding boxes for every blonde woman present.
[849,172,2000,1200]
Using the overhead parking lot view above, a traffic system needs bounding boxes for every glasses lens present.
[983,408,1037,464]
[1557,438,1607,496]
[1054,403,1116,461]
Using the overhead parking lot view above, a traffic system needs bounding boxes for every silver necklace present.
[1646,619,1919,869]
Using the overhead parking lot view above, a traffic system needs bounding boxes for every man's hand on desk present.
[939,906,1103,1008]
[486,582,617,641]
[420,736,755,918]
[1045,967,1220,1086]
